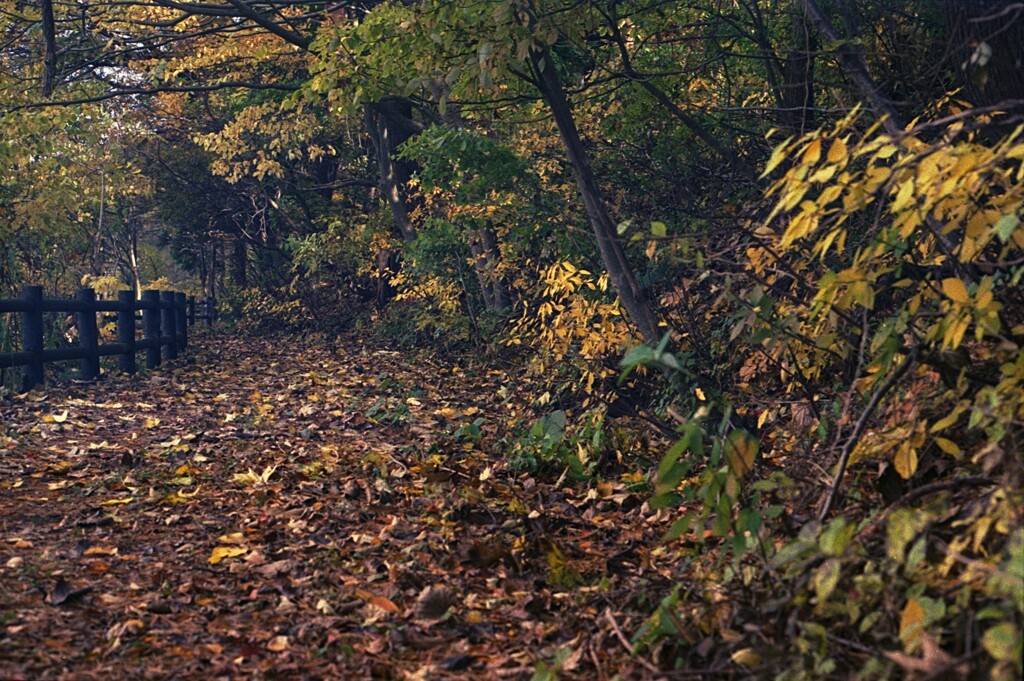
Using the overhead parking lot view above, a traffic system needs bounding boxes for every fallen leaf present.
[356,589,400,614]
[49,577,93,606]
[208,546,248,565]
[83,546,118,557]
[216,532,246,545]
[266,635,289,652]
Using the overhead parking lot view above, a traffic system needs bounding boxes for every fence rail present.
[0,285,215,391]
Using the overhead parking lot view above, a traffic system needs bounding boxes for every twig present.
[604,609,661,674]
[856,476,996,540]
[818,346,918,521]
[588,639,604,680]
[826,632,876,655]
[968,3,1024,23]
[919,650,983,681]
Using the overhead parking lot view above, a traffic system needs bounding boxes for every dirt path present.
[0,333,680,679]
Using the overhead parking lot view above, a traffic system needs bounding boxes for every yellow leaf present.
[941,278,969,304]
[891,180,915,213]
[899,597,927,649]
[725,430,758,479]
[50,410,69,423]
[944,315,970,349]
[760,137,793,178]
[826,138,847,163]
[217,532,246,545]
[731,648,763,667]
[208,546,248,565]
[780,210,818,248]
[757,409,771,429]
[930,406,965,432]
[818,184,843,206]
[809,165,837,183]
[933,437,962,457]
[893,443,918,479]
[873,143,899,159]
[802,138,822,165]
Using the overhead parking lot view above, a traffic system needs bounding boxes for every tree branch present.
[41,0,58,97]
[799,0,902,135]
[4,80,300,113]
[818,346,919,521]
[222,0,312,49]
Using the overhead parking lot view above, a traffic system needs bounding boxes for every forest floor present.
[0,331,701,680]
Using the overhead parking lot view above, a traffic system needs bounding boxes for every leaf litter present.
[0,333,686,679]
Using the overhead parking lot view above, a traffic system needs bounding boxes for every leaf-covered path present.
[1,334,683,680]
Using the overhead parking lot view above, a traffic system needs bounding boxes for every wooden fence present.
[0,285,215,391]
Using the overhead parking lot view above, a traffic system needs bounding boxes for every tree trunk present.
[529,47,662,345]
[40,0,57,97]
[232,238,248,288]
[364,103,418,242]
[92,171,107,276]
[210,240,220,300]
[800,0,903,135]
[468,225,511,312]
[375,247,400,309]
[129,217,140,298]
[780,6,817,133]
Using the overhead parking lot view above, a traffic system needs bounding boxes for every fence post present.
[117,290,136,375]
[161,291,177,361]
[21,285,44,391]
[187,296,195,326]
[142,289,161,370]
[77,288,101,381]
[205,295,215,327]
[175,292,187,351]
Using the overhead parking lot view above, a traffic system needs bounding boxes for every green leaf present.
[620,344,655,377]
[992,213,1021,243]
[887,508,929,561]
[812,557,842,602]
[982,622,1021,662]
[662,513,695,541]
[656,438,689,492]
[819,517,855,556]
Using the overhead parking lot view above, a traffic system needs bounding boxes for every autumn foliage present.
[2,0,1023,678]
